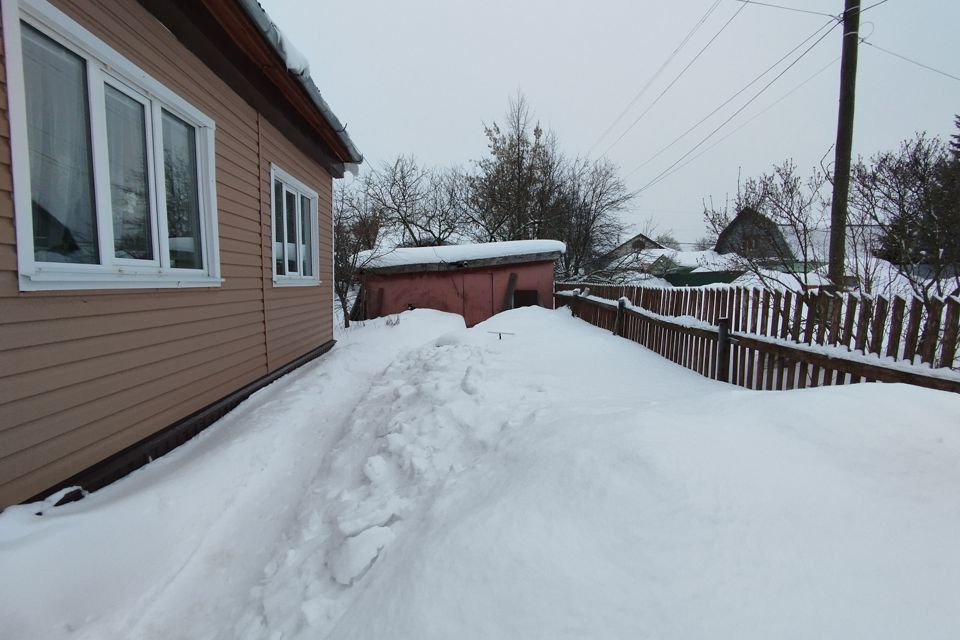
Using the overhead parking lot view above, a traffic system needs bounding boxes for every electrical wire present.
[625,18,837,178]
[599,2,748,158]
[633,19,840,193]
[585,0,723,156]
[646,56,840,190]
[860,0,890,12]
[735,0,838,19]
[861,40,960,83]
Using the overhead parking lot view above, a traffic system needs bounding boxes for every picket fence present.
[555,283,960,395]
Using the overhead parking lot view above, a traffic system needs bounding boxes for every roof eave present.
[361,251,564,276]
[233,0,363,166]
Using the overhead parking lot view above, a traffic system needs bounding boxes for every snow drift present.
[2,307,959,639]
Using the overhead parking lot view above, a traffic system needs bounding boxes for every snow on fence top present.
[359,240,566,273]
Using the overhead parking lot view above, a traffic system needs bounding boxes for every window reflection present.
[22,23,98,264]
[162,110,202,269]
[106,86,152,260]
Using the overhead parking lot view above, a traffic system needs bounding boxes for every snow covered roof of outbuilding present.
[359,240,566,274]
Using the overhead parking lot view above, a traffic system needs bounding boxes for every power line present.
[635,20,840,194]
[735,0,890,19]
[861,39,960,83]
[625,18,837,179]
[599,2,748,158]
[736,0,838,19]
[649,56,840,189]
[585,0,723,156]
[860,0,890,12]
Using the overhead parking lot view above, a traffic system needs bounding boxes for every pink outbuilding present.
[356,240,565,327]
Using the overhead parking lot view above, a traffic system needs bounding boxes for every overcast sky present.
[260,0,960,244]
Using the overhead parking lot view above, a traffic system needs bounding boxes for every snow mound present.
[329,525,394,585]
[324,311,960,639]
[2,306,959,640]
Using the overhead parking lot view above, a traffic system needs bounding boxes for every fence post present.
[717,317,731,383]
[613,298,625,337]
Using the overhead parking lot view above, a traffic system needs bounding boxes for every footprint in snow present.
[328,526,395,586]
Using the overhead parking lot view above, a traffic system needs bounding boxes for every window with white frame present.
[3,0,220,290]
[271,165,319,286]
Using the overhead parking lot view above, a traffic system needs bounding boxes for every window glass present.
[21,23,98,264]
[285,189,298,274]
[105,85,152,260]
[300,194,313,277]
[162,110,202,269]
[271,170,318,283]
[274,179,285,276]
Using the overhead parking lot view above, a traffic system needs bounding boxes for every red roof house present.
[356,241,565,327]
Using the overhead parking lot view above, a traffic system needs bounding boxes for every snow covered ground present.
[2,307,959,639]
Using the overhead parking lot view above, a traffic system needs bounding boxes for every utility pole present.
[827,0,861,288]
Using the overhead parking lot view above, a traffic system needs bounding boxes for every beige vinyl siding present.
[259,116,334,372]
[0,0,336,507]
[0,8,12,301]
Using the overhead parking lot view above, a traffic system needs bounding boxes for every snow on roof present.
[274,25,310,76]
[658,250,736,270]
[236,0,362,165]
[359,240,566,271]
[636,248,672,263]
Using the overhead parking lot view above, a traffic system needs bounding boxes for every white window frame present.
[270,164,320,287]
[3,0,221,291]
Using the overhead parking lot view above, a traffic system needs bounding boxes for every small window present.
[4,0,220,290]
[270,165,319,286]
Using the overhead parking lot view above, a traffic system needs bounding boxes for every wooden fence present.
[555,284,960,395]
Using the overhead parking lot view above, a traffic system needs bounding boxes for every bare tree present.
[653,231,682,251]
[365,155,468,247]
[551,157,632,280]
[850,133,960,302]
[704,159,830,290]
[465,93,566,242]
[844,212,892,296]
[334,179,387,327]
[692,235,716,251]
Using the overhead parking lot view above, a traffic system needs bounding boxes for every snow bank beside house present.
[358,239,565,269]
[2,307,959,639]
[0,310,466,640]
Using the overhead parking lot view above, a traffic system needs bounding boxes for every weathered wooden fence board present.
[555,284,960,395]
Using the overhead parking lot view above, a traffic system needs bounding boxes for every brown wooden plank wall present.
[0,0,334,507]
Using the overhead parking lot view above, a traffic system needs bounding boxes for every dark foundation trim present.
[26,340,336,507]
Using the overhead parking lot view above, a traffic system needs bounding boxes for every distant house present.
[604,232,666,260]
[648,250,742,286]
[0,0,362,509]
[356,241,565,327]
[582,233,666,283]
[715,207,795,263]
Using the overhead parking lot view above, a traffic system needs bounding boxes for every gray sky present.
[260,0,960,244]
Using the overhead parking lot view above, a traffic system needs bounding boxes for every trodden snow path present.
[2,306,960,639]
